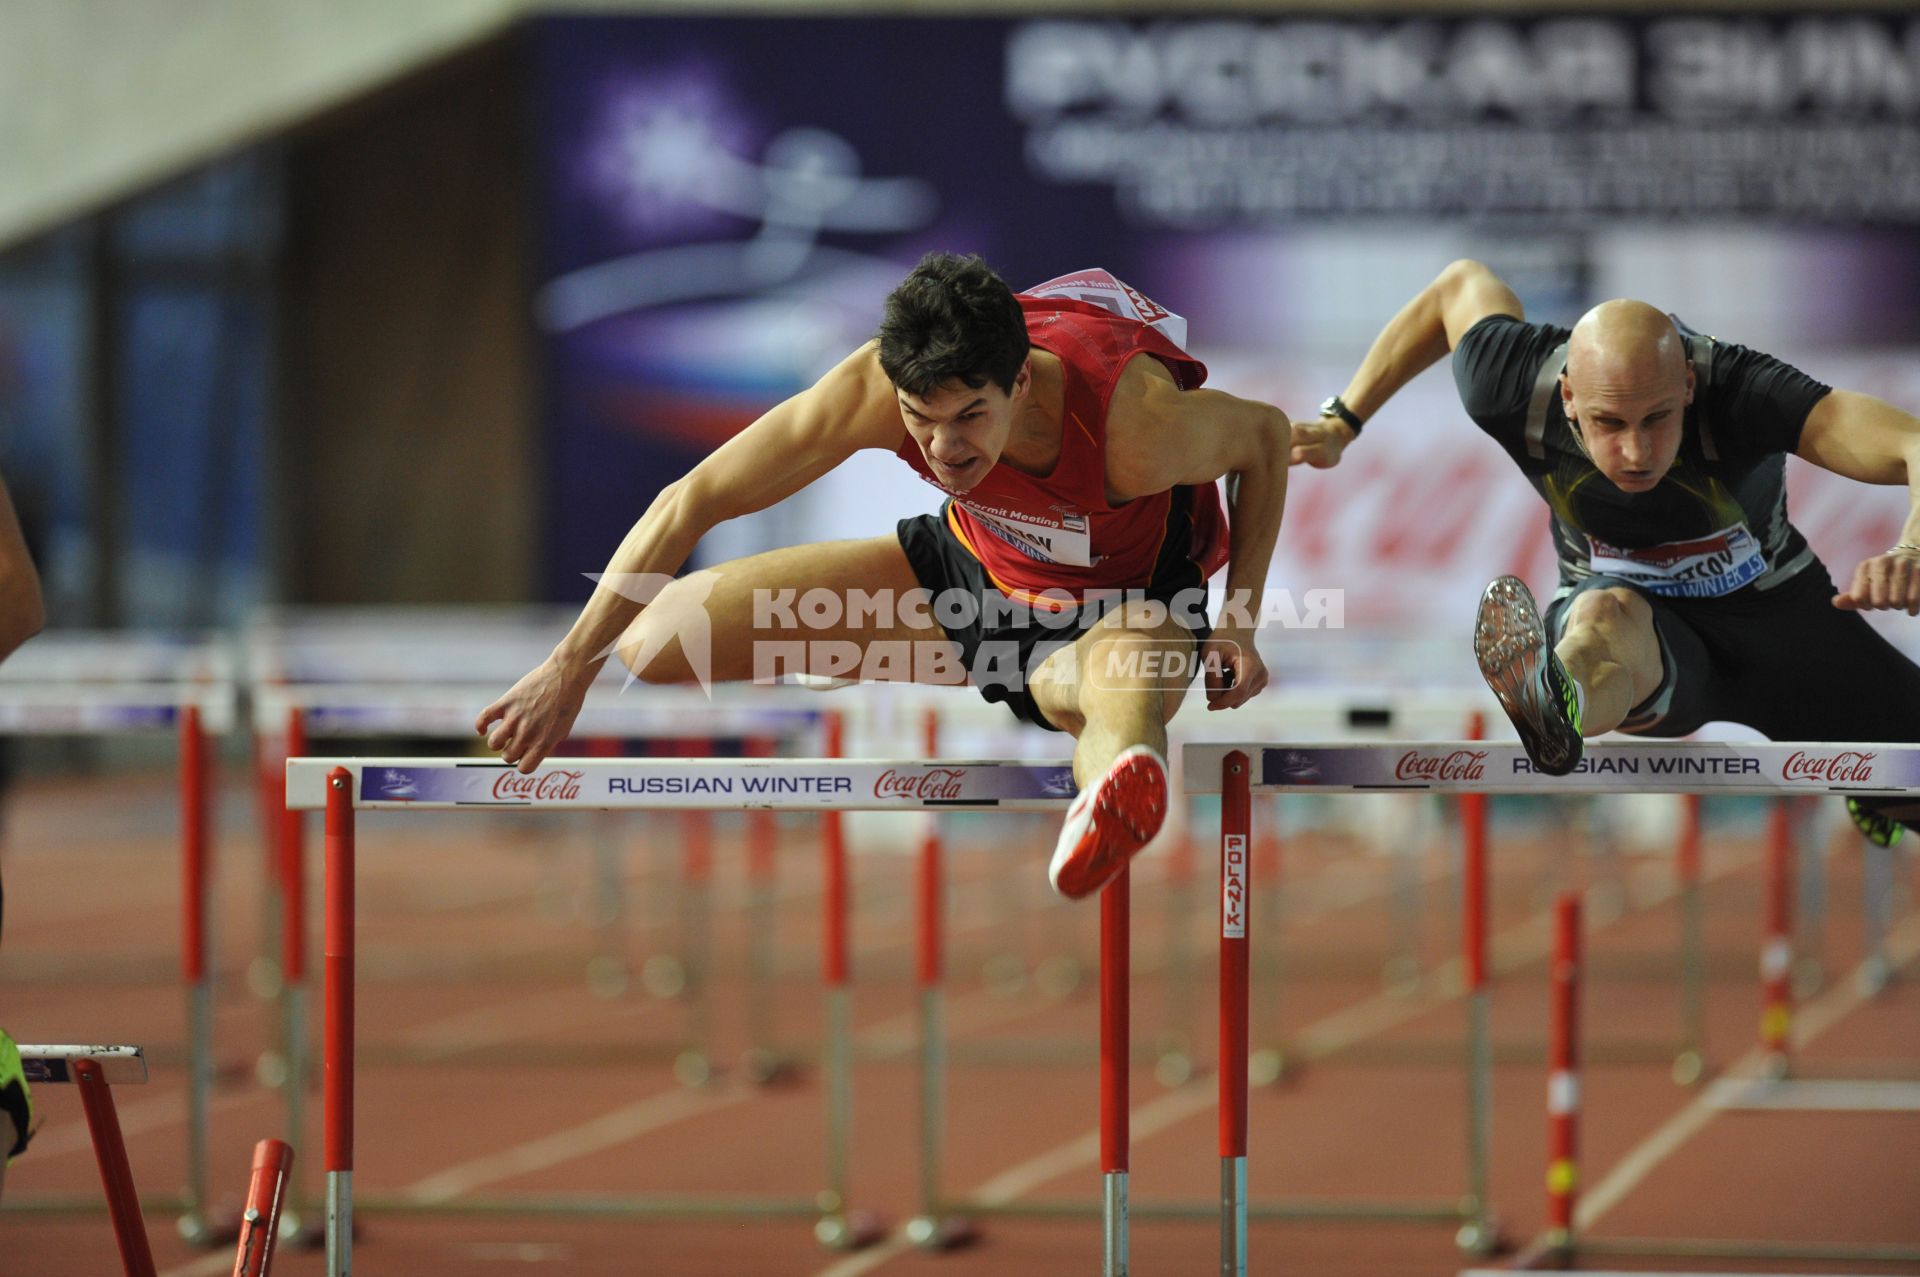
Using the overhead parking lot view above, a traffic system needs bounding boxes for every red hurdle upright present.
[323,767,355,1274]
[1100,860,1132,1277]
[74,1057,158,1277]
[906,708,977,1250]
[1218,751,1252,1275]
[232,1139,295,1277]
[814,710,880,1250]
[1546,892,1583,1255]
[177,702,222,1243]
[1458,710,1498,1254]
[676,737,717,1086]
[276,707,314,1238]
[742,735,785,1081]
[1674,794,1707,1085]
[1761,798,1794,1076]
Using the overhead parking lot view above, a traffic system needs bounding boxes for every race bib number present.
[1587,522,1766,598]
[961,502,1094,568]
[1024,268,1189,350]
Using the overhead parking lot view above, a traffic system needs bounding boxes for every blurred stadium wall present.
[2,1,1917,651]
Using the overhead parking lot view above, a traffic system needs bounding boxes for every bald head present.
[1559,299,1695,493]
[1567,300,1688,390]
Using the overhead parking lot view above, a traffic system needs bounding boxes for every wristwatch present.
[1319,395,1363,435]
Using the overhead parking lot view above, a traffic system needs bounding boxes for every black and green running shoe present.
[0,1028,31,1162]
[1846,798,1904,848]
[1474,576,1585,777]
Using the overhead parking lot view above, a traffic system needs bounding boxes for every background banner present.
[532,13,1920,669]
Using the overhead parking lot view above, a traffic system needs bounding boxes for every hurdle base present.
[672,1049,715,1089]
[954,1194,1474,1224]
[1249,1046,1292,1088]
[176,1202,245,1248]
[354,1190,822,1219]
[814,1208,888,1251]
[905,1211,981,1251]
[1454,1208,1508,1258]
[275,1206,335,1249]
[1570,1232,1920,1266]
[0,1192,193,1216]
[1670,1048,1708,1088]
[738,1046,807,1087]
[1503,1229,1574,1271]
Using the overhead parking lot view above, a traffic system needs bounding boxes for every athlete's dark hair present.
[876,252,1030,398]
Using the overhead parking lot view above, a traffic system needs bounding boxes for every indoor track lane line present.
[1572,910,1920,1234]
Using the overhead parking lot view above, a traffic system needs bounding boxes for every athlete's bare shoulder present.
[801,339,909,451]
[1102,353,1189,493]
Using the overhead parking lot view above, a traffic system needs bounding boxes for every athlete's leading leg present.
[1475,576,1666,775]
[612,536,962,688]
[1029,605,1197,899]
[1554,586,1666,733]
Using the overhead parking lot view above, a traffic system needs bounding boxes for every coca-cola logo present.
[1782,750,1878,784]
[874,767,965,801]
[492,769,586,801]
[1395,749,1488,782]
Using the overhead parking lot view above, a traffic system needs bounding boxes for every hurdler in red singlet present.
[482,253,1291,903]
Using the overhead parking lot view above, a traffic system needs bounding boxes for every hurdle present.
[0,638,236,1243]
[1185,737,1920,1274]
[17,1045,156,1277]
[289,753,1089,1273]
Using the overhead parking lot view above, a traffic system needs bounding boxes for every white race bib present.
[1023,268,1189,351]
[960,502,1093,568]
[1587,522,1766,598]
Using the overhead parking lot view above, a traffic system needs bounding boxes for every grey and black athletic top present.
[1452,314,1832,598]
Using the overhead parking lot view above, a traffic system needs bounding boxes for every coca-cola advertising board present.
[342,761,1077,809]
[1180,742,1920,794]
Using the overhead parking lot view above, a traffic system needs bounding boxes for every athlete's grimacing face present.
[897,362,1031,493]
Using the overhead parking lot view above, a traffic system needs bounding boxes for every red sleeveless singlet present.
[894,293,1231,605]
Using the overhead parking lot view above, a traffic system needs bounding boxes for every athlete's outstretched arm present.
[0,474,44,663]
[1290,260,1524,468]
[1108,366,1291,711]
[1795,389,1920,613]
[477,344,904,759]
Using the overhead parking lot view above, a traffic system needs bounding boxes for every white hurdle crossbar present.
[1184,740,1915,797]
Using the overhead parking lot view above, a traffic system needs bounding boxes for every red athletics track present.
[2,770,1916,1275]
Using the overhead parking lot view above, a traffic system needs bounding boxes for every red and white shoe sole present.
[1051,754,1168,901]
